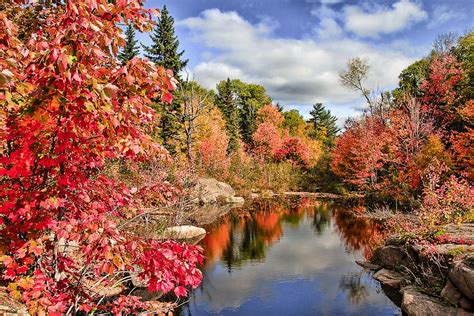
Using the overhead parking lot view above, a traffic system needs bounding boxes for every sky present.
[137,0,473,124]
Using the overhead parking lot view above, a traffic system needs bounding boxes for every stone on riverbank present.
[444,224,474,243]
[372,245,407,270]
[355,259,381,271]
[401,286,471,316]
[371,222,474,315]
[164,225,206,240]
[441,280,463,305]
[373,269,404,289]
[449,254,474,301]
[193,178,244,204]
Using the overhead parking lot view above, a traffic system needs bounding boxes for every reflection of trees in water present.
[311,203,332,235]
[221,217,265,271]
[202,198,384,271]
[339,272,369,305]
[202,198,313,271]
[332,204,385,259]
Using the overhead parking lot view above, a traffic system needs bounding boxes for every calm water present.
[180,198,400,316]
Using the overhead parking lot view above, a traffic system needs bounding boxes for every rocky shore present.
[360,223,474,315]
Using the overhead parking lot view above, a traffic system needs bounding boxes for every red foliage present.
[274,137,311,167]
[252,121,283,159]
[0,1,202,314]
[420,174,473,226]
[331,116,390,190]
[420,54,464,130]
[450,100,474,180]
[434,234,474,245]
[135,240,203,297]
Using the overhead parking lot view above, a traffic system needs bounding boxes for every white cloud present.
[344,0,427,38]
[178,9,418,114]
[316,18,344,39]
[427,5,463,29]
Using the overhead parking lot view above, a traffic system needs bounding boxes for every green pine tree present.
[308,103,340,147]
[143,5,188,79]
[118,24,140,64]
[143,5,189,155]
[217,79,272,145]
[239,103,256,144]
[217,78,240,153]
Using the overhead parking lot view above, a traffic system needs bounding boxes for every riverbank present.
[360,222,474,315]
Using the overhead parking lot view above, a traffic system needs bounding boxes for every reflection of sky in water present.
[182,203,400,316]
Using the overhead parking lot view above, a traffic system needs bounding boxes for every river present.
[179,197,401,315]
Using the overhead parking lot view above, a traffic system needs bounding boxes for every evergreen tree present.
[217,79,272,145]
[216,78,240,153]
[308,103,340,147]
[143,5,189,155]
[118,24,140,64]
[239,103,257,144]
[143,5,188,79]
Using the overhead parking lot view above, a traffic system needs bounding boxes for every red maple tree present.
[0,1,202,314]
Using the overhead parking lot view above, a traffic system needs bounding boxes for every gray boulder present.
[444,224,474,243]
[193,178,244,204]
[372,245,407,270]
[441,280,463,304]
[355,259,381,271]
[164,225,206,240]
[401,286,471,316]
[449,255,474,301]
[373,269,404,289]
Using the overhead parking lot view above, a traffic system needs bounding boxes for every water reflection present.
[339,272,370,305]
[182,198,399,315]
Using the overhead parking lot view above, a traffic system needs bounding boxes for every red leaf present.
[162,92,173,104]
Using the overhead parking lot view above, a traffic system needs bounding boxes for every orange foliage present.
[331,116,390,190]
[256,104,284,127]
[194,107,229,175]
[451,100,474,180]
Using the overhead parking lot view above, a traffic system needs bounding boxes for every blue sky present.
[137,0,473,124]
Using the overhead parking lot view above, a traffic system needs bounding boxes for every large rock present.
[373,269,404,289]
[449,255,474,301]
[441,280,463,304]
[355,260,381,271]
[164,225,206,240]
[401,286,471,316]
[372,245,407,270]
[195,178,235,204]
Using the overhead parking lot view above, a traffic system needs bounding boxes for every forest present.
[0,1,472,315]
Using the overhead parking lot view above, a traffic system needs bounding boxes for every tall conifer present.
[217,78,240,153]
[143,5,188,154]
[308,103,340,147]
[143,5,188,78]
[118,24,139,64]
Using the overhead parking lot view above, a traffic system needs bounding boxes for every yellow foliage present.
[415,134,452,173]
[301,137,323,168]
[194,106,229,176]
